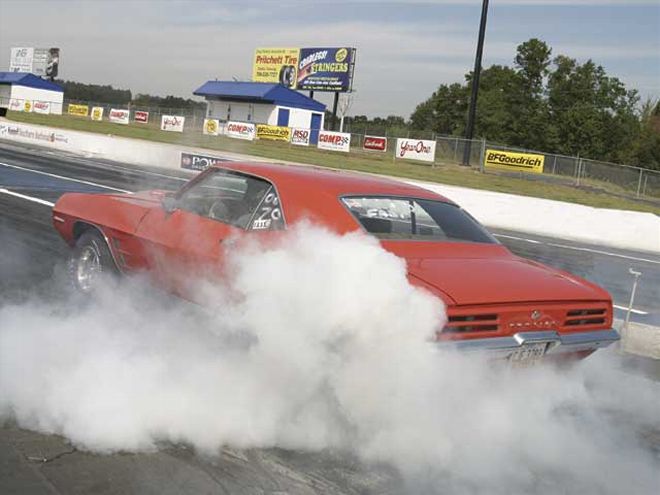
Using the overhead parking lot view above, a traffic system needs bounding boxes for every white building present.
[193,81,326,144]
[0,72,64,116]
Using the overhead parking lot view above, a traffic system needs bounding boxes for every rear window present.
[342,196,496,244]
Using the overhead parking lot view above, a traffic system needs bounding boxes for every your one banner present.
[161,115,185,132]
[484,149,545,174]
[225,121,255,141]
[68,104,89,117]
[32,101,50,114]
[395,138,436,163]
[256,124,291,142]
[291,128,310,146]
[203,119,220,136]
[134,111,149,123]
[318,130,351,152]
[109,108,129,125]
[91,107,104,121]
[363,135,387,152]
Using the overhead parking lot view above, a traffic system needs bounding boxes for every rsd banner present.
[297,47,356,92]
[363,135,387,152]
[225,121,255,141]
[91,107,104,121]
[318,130,351,152]
[395,138,436,163]
[33,101,50,115]
[134,110,149,123]
[256,124,291,142]
[161,115,185,132]
[180,152,229,171]
[252,48,299,88]
[291,128,310,146]
[68,104,89,117]
[484,149,545,174]
[203,118,220,136]
[109,108,129,124]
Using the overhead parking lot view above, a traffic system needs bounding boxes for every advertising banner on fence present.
[252,48,299,88]
[291,128,310,146]
[68,104,89,117]
[363,135,387,152]
[256,124,291,142]
[161,115,185,132]
[109,108,129,124]
[180,152,229,171]
[318,130,351,152]
[395,138,436,163]
[23,100,32,113]
[484,149,545,174]
[225,121,255,141]
[134,111,149,123]
[297,47,356,92]
[9,99,22,112]
[33,101,50,114]
[203,119,220,136]
[91,107,104,121]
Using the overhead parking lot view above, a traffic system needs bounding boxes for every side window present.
[178,170,285,231]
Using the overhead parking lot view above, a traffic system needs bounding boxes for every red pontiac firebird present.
[52,162,619,363]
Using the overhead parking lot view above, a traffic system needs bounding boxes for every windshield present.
[342,196,496,244]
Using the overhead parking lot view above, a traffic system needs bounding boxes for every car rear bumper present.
[440,329,620,359]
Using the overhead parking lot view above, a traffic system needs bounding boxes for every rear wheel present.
[69,229,118,294]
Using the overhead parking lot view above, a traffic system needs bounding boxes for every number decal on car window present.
[251,190,282,230]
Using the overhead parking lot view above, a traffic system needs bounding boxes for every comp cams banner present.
[395,138,436,163]
[318,131,351,152]
[484,149,545,174]
[256,124,291,142]
[226,121,255,141]
[161,115,185,132]
[109,109,130,125]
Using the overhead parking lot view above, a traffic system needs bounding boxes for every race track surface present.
[1,140,658,494]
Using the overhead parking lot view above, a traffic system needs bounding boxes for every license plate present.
[507,342,548,365]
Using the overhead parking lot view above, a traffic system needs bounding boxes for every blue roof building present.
[0,72,64,115]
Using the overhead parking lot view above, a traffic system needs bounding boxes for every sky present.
[0,0,658,117]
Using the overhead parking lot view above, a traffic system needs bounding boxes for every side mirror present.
[162,195,179,213]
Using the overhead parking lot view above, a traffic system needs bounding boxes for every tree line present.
[349,39,659,171]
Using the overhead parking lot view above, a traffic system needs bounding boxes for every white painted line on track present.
[613,304,649,316]
[494,233,660,265]
[0,188,55,207]
[0,161,132,193]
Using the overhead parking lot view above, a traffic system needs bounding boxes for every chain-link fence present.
[2,96,658,203]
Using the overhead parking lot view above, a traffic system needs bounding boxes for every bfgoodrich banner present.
[395,138,436,163]
[226,121,255,141]
[484,149,545,174]
[256,124,291,142]
[318,130,351,152]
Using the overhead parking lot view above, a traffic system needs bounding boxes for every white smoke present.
[0,224,658,494]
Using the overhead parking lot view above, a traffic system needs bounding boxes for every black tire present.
[68,229,119,294]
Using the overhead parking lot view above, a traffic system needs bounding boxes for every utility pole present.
[462,0,490,166]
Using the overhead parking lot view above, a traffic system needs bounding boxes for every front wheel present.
[69,229,118,294]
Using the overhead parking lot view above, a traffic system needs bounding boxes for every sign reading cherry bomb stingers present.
[317,130,351,152]
[161,115,185,133]
[395,138,436,163]
[225,121,256,141]
[109,108,129,124]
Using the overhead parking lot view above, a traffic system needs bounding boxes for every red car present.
[52,162,619,363]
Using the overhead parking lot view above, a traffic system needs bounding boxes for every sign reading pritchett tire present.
[395,138,436,163]
[484,149,545,174]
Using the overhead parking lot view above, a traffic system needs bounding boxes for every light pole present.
[462,0,490,166]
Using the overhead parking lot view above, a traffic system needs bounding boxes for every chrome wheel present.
[75,243,101,292]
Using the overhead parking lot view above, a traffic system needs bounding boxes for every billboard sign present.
[256,124,291,142]
[9,47,34,72]
[109,108,129,124]
[363,136,387,152]
[68,104,89,117]
[395,138,436,163]
[10,47,59,79]
[252,48,299,88]
[225,121,255,141]
[297,47,356,92]
[318,130,351,152]
[161,115,185,132]
[484,149,545,174]
[134,111,149,123]
[180,152,229,171]
[33,101,50,114]
[291,128,310,146]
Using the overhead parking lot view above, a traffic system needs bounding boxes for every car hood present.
[383,241,608,306]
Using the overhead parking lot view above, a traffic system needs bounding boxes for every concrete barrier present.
[1,119,659,254]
